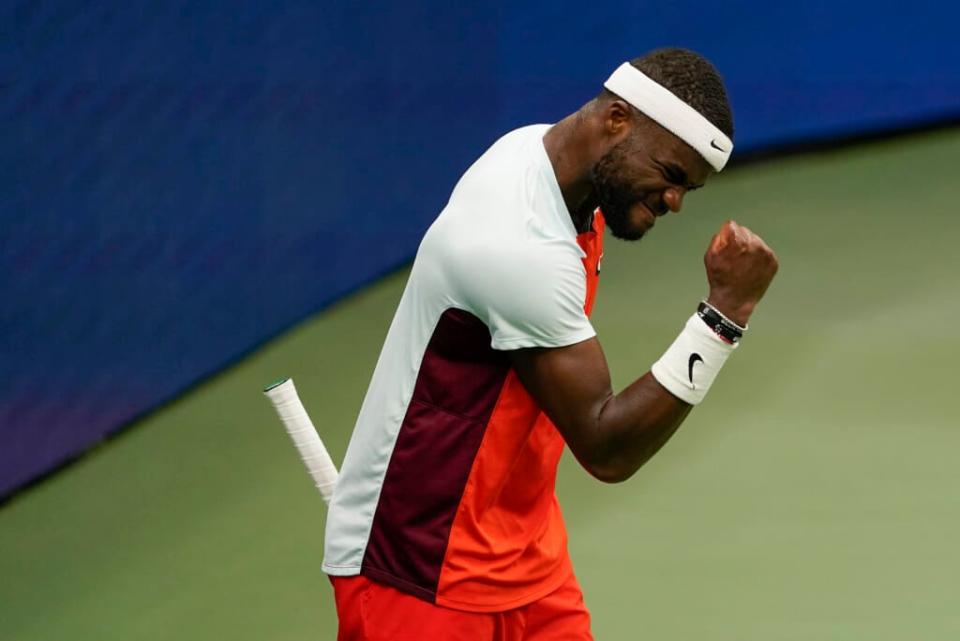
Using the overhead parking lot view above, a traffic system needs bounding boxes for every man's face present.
[590,122,714,241]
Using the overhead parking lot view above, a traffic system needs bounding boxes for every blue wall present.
[3,1,958,497]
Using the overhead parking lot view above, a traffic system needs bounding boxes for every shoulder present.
[449,124,552,201]
[447,234,591,349]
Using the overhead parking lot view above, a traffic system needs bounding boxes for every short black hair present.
[623,47,734,139]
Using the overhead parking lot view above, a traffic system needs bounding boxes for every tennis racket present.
[263,377,339,504]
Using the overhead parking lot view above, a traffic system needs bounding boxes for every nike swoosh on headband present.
[710,139,729,152]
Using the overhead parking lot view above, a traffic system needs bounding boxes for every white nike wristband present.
[651,313,738,405]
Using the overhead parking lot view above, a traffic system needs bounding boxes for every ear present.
[603,99,635,140]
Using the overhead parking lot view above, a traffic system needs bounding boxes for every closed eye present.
[658,161,703,191]
[663,167,684,184]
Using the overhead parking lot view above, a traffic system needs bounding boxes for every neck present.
[542,110,603,233]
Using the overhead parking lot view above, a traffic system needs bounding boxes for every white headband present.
[603,62,733,172]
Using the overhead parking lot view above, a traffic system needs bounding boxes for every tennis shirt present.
[322,124,606,612]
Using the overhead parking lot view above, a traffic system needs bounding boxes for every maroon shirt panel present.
[362,308,510,601]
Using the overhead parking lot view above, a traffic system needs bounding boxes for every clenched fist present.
[704,220,778,327]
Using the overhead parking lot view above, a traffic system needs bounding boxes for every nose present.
[663,187,686,213]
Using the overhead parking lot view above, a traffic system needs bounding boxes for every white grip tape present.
[651,313,737,405]
[264,379,339,503]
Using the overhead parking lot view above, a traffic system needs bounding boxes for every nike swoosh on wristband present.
[710,139,728,152]
[688,353,704,387]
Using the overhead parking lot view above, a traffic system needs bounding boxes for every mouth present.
[634,201,657,228]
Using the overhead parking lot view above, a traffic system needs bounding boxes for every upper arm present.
[507,337,617,476]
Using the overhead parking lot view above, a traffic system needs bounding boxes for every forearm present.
[519,313,740,482]
[583,372,692,483]
[584,303,752,480]
[509,337,700,483]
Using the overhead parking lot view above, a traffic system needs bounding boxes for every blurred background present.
[2,2,959,639]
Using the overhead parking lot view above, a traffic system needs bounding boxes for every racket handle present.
[263,378,339,504]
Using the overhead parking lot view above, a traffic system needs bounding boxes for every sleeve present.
[455,241,596,351]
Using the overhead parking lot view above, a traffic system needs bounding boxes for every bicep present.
[508,337,614,461]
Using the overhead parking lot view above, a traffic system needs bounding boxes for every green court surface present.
[3,129,960,640]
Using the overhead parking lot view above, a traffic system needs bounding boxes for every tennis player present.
[323,48,778,640]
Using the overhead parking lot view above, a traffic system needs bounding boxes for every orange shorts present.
[331,572,593,641]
